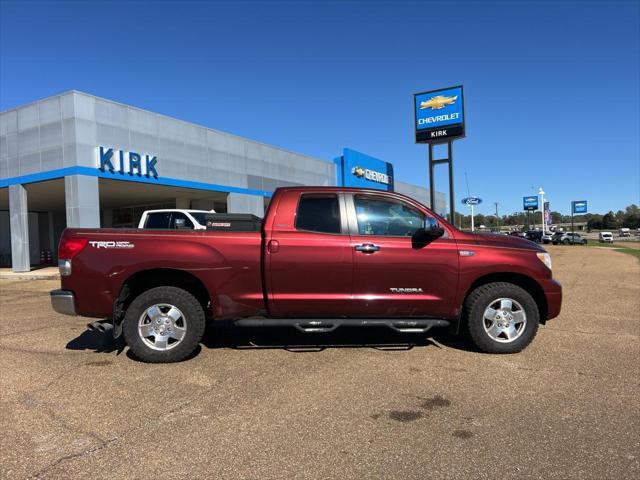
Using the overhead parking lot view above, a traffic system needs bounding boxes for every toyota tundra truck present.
[50,187,562,363]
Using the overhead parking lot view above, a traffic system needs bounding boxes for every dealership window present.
[295,194,342,234]
[354,195,426,237]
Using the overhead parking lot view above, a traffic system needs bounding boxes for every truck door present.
[347,193,458,318]
[266,191,353,317]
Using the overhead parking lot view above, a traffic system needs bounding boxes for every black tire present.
[462,282,539,354]
[563,239,570,245]
[123,286,206,363]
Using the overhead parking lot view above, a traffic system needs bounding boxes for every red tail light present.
[58,237,88,259]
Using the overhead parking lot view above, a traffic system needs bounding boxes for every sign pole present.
[470,203,475,232]
[427,140,456,226]
[428,143,435,215]
[539,188,546,235]
[448,140,455,226]
[571,201,575,244]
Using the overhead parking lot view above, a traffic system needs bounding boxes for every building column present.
[176,198,190,209]
[227,192,264,217]
[65,175,100,228]
[9,184,30,272]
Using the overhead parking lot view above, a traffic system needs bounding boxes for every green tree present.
[602,211,617,229]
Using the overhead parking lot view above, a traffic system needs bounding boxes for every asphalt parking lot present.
[1,246,638,479]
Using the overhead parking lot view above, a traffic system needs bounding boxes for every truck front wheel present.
[123,286,206,363]
[462,282,539,354]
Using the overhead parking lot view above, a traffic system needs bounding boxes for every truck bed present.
[59,228,265,319]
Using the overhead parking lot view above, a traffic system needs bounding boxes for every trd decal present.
[89,241,135,249]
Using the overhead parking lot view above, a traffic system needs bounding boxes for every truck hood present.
[460,232,545,252]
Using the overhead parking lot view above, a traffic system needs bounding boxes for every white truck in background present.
[138,209,215,230]
[599,232,614,243]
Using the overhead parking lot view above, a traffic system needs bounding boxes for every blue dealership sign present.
[462,197,482,206]
[414,85,465,143]
[523,196,538,211]
[572,200,587,214]
[334,148,394,192]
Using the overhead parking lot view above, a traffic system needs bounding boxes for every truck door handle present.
[267,240,279,253]
[355,243,380,253]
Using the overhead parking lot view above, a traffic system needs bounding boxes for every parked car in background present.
[558,232,587,245]
[619,228,631,237]
[138,209,216,230]
[525,230,543,243]
[550,231,565,244]
[599,232,614,243]
[541,233,553,244]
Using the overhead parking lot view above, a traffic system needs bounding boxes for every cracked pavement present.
[0,245,638,479]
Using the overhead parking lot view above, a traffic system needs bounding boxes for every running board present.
[233,318,450,334]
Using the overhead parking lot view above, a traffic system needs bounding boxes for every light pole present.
[538,187,546,235]
[494,202,499,232]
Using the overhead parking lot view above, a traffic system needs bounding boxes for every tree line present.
[448,204,640,231]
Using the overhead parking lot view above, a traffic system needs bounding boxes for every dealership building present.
[0,91,446,272]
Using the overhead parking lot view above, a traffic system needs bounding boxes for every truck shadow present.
[201,325,470,353]
[65,323,475,360]
[66,327,126,355]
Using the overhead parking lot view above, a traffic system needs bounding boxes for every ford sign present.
[462,197,482,205]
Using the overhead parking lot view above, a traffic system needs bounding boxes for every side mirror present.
[412,222,445,247]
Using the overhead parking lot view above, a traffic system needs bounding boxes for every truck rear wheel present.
[123,286,205,363]
[462,282,539,354]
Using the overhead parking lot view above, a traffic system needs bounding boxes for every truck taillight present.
[58,237,87,276]
[58,237,88,259]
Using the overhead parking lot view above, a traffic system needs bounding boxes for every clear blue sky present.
[1,0,638,216]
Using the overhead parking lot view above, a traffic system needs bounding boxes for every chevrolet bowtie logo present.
[352,166,365,178]
[419,95,458,110]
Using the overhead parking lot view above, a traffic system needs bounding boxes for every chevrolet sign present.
[336,148,394,192]
[351,165,390,185]
[414,86,465,143]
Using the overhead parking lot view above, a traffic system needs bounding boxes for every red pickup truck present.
[51,187,562,363]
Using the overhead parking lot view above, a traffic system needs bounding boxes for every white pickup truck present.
[138,209,215,230]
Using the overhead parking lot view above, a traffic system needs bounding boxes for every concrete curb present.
[0,270,60,281]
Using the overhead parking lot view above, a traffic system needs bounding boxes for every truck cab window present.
[170,213,194,229]
[354,195,427,237]
[295,194,342,234]
[145,212,171,229]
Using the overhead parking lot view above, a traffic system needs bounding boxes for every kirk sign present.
[97,146,159,178]
[414,85,465,143]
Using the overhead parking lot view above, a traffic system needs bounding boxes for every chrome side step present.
[233,318,450,334]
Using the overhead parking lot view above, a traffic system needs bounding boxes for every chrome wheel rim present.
[483,298,527,343]
[138,303,187,351]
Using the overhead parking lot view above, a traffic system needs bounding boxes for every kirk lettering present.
[98,146,159,178]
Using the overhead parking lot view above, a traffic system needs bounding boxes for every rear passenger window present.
[295,194,342,234]
[145,212,171,229]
